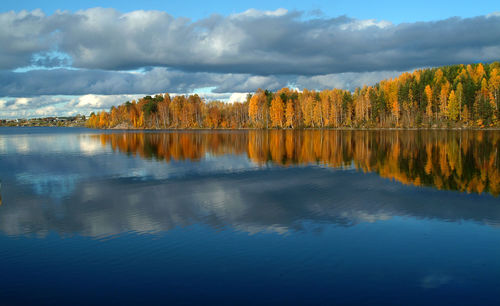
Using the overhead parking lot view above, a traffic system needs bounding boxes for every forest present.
[87,62,500,129]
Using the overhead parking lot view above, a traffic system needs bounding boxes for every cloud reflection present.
[0,129,499,238]
[1,167,500,238]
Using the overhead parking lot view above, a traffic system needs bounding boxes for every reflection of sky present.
[0,128,258,200]
[15,172,79,200]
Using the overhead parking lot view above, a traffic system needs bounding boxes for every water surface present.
[0,127,499,304]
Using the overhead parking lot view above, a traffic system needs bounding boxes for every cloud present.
[0,9,55,70]
[294,70,404,90]
[0,68,403,98]
[0,8,499,74]
[212,75,284,93]
[0,95,141,118]
[0,68,224,97]
[0,96,72,118]
[229,92,249,103]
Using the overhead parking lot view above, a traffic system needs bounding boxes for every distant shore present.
[0,116,86,128]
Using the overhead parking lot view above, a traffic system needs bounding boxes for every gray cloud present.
[0,68,400,98]
[0,8,499,74]
[0,10,55,70]
[0,68,216,96]
[294,70,403,91]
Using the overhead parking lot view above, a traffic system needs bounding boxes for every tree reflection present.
[96,130,500,196]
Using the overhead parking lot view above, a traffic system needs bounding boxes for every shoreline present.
[2,126,500,131]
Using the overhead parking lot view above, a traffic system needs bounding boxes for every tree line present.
[87,62,500,129]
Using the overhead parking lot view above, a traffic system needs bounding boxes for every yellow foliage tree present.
[447,90,459,121]
[270,96,285,128]
[285,101,294,128]
[425,85,433,120]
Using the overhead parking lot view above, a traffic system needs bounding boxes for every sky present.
[0,0,499,118]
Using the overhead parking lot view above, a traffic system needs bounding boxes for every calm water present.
[0,127,499,305]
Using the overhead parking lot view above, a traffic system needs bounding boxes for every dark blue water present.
[0,127,499,305]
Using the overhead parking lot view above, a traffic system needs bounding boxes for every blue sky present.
[0,1,499,118]
[2,0,498,23]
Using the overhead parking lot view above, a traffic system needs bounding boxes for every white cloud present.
[72,94,144,108]
[231,8,289,19]
[340,19,392,30]
[229,92,249,103]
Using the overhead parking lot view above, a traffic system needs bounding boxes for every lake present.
[0,127,499,305]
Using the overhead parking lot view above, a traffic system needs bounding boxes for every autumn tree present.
[456,82,464,122]
[249,90,269,128]
[158,94,171,128]
[270,95,285,128]
[285,100,295,128]
[439,81,450,119]
[447,90,459,121]
[425,85,433,121]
